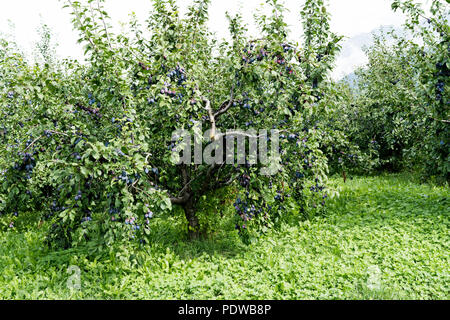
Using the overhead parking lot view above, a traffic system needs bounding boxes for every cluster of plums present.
[239,174,251,188]
[435,62,448,102]
[144,167,159,175]
[76,102,101,118]
[74,190,82,201]
[109,204,121,222]
[241,43,269,64]
[241,43,293,67]
[167,65,187,86]
[117,171,139,185]
[12,152,36,180]
[144,204,154,225]
[234,197,261,221]
[435,80,444,102]
[274,190,284,202]
[124,216,144,240]
[45,201,67,220]
[81,216,92,223]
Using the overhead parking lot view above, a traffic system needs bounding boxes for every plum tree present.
[343,31,423,172]
[392,0,449,182]
[336,0,449,181]
[0,0,338,246]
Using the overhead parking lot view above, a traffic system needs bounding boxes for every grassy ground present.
[0,173,448,299]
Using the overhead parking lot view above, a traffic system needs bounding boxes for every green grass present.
[0,173,448,299]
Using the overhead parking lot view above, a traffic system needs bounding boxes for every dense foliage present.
[0,0,342,247]
[0,0,448,253]
[338,0,449,181]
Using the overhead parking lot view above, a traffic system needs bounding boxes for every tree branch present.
[434,118,450,124]
[214,84,235,119]
[25,136,43,151]
[170,193,191,205]
[203,98,217,141]
[214,174,239,189]
[67,0,98,51]
[96,0,112,49]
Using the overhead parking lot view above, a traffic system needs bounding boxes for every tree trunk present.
[183,198,200,240]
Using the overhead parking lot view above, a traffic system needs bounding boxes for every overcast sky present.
[0,0,430,79]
